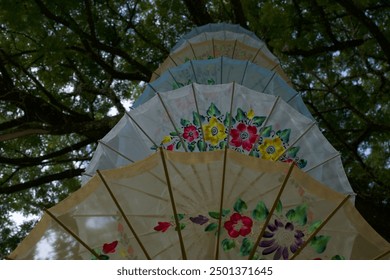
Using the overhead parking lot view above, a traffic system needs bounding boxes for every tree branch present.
[230,0,248,28]
[283,38,366,56]
[0,168,84,195]
[33,0,152,80]
[0,138,94,167]
[335,0,390,62]
[182,0,214,26]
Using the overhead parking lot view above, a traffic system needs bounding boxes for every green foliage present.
[0,0,389,259]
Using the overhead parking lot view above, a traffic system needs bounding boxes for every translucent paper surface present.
[134,57,312,120]
[83,83,353,198]
[10,150,389,260]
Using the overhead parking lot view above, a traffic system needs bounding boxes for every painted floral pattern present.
[153,198,344,260]
[224,213,253,238]
[92,216,135,260]
[156,103,307,168]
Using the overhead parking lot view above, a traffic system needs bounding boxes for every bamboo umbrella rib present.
[151,71,160,79]
[240,60,250,85]
[189,60,198,83]
[168,54,178,66]
[156,92,188,152]
[270,63,280,72]
[212,38,215,58]
[274,121,317,161]
[220,56,223,83]
[262,71,277,92]
[250,44,266,63]
[44,209,102,260]
[226,82,236,145]
[98,135,169,188]
[290,194,351,260]
[159,148,187,260]
[238,181,282,207]
[98,140,135,163]
[218,55,224,84]
[151,231,193,259]
[73,213,168,219]
[191,83,208,152]
[215,84,236,260]
[215,147,229,260]
[146,82,159,94]
[374,249,390,260]
[188,41,197,60]
[165,158,206,203]
[248,162,295,260]
[167,68,180,85]
[231,40,238,58]
[248,96,281,156]
[97,170,151,260]
[286,91,301,104]
[151,84,208,200]
[106,181,169,202]
[304,153,340,172]
[136,88,205,200]
[125,111,158,148]
[191,83,217,198]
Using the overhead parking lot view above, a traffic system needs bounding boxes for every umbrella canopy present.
[8,149,390,260]
[171,23,277,67]
[151,38,290,84]
[83,83,353,198]
[171,23,264,53]
[134,57,312,120]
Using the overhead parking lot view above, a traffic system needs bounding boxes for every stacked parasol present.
[8,23,390,260]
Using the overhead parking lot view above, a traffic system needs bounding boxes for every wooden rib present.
[97,170,151,260]
[125,111,159,148]
[189,60,198,83]
[146,82,159,93]
[167,54,178,66]
[167,68,180,86]
[226,82,236,144]
[270,63,281,72]
[290,194,351,260]
[159,148,187,260]
[248,162,295,260]
[220,56,223,83]
[374,249,390,260]
[250,45,266,63]
[212,38,215,58]
[304,153,340,172]
[262,71,277,92]
[215,147,229,260]
[191,83,206,149]
[188,41,197,60]
[240,60,250,84]
[191,83,215,199]
[151,71,160,79]
[215,84,236,260]
[286,91,301,104]
[99,139,173,192]
[135,86,206,201]
[44,209,102,260]
[231,39,238,59]
[248,96,281,156]
[98,140,134,163]
[156,92,188,152]
[151,230,193,259]
[274,121,317,161]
